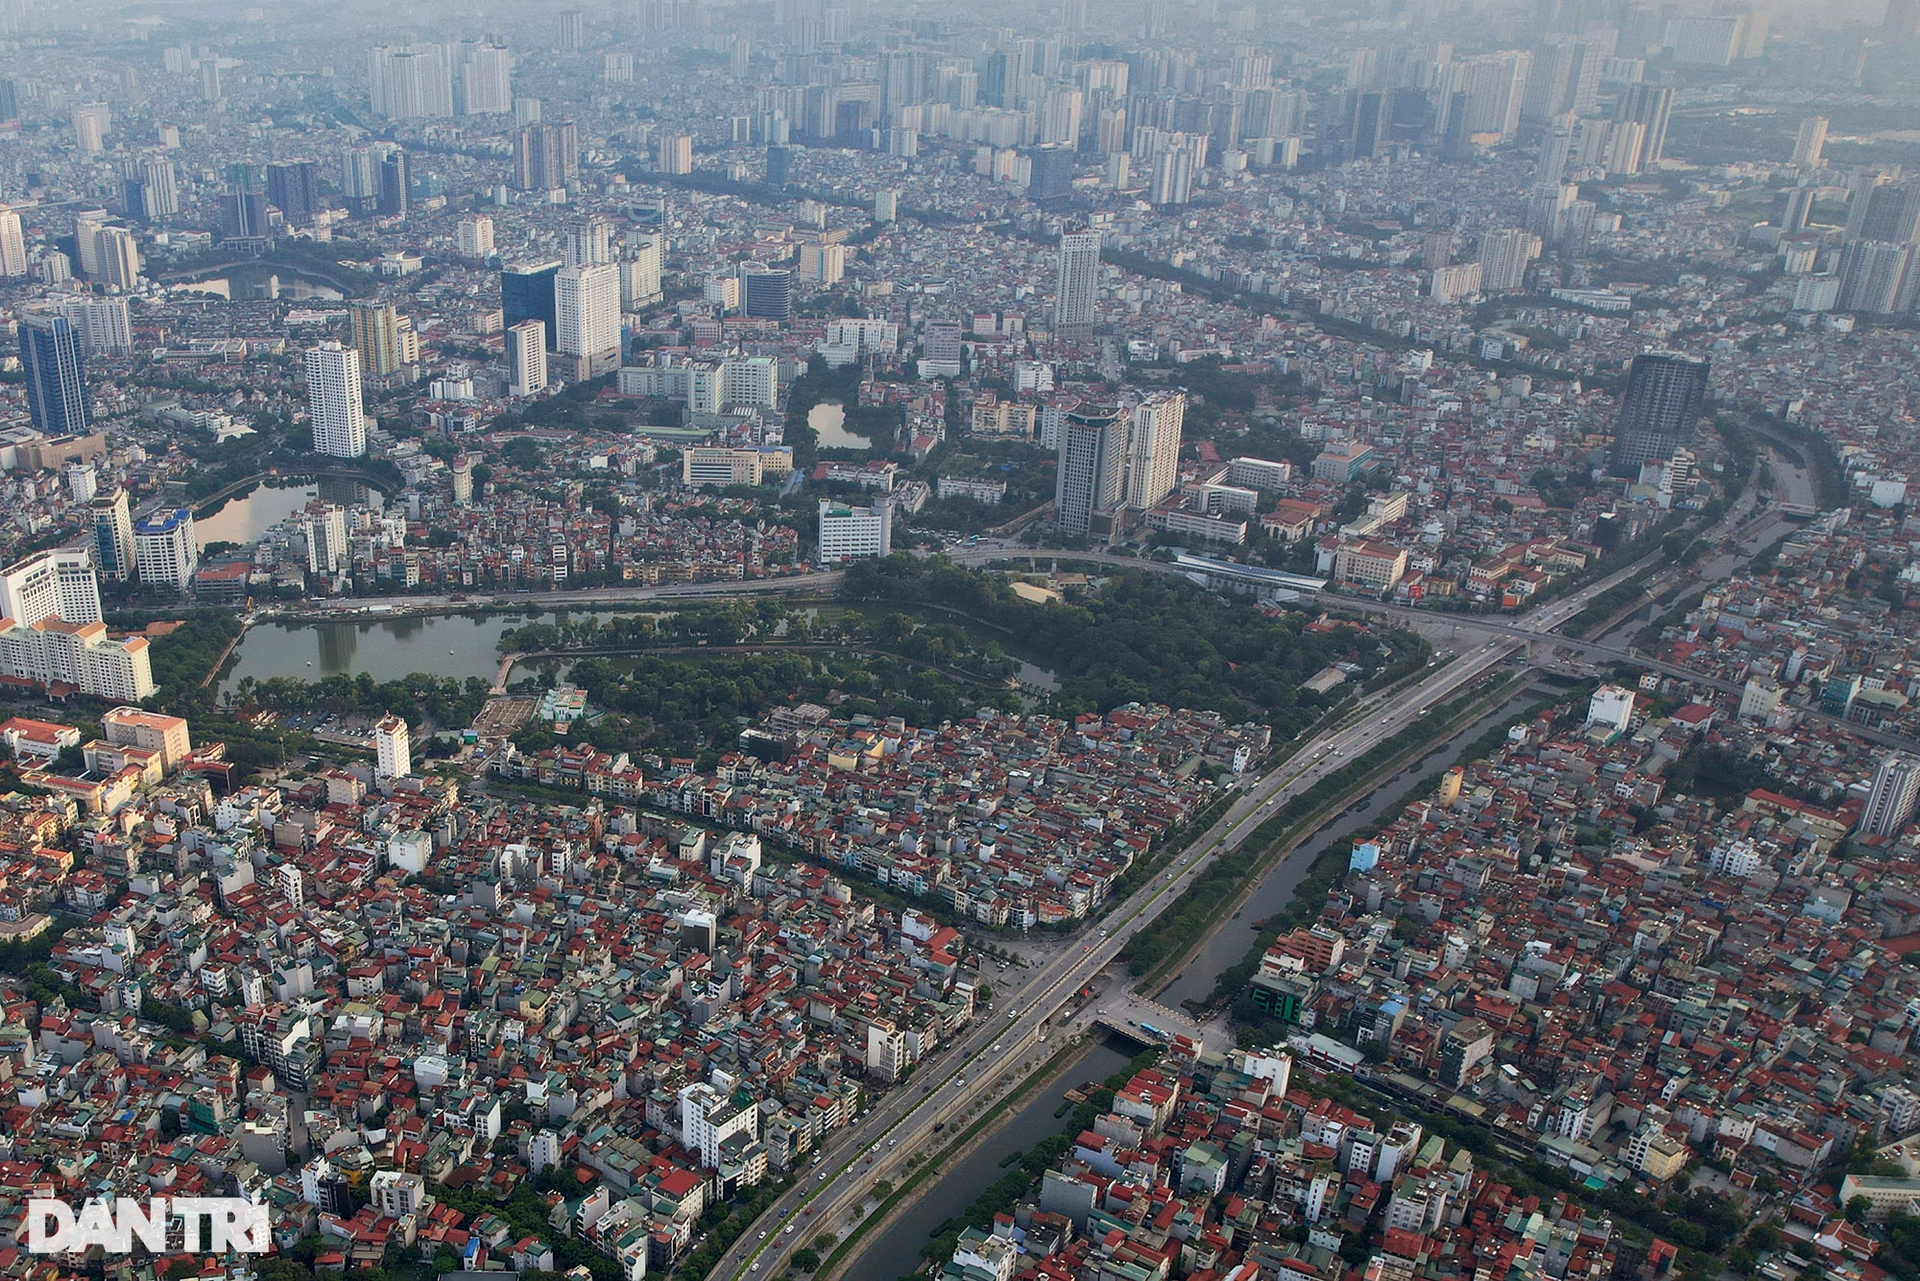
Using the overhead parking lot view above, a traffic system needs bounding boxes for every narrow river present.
[1154,679,1566,1008]
[838,1038,1134,1281]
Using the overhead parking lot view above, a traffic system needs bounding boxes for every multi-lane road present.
[715,554,1670,1281]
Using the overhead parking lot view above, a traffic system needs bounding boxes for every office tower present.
[817,498,893,563]
[506,320,548,396]
[1054,230,1100,339]
[267,161,318,224]
[374,715,411,779]
[511,122,578,190]
[367,44,453,120]
[341,145,382,214]
[92,488,135,583]
[20,314,90,436]
[134,509,198,588]
[0,78,16,126]
[619,236,662,308]
[201,58,222,102]
[305,342,366,458]
[566,216,613,268]
[1846,179,1920,244]
[1615,82,1672,169]
[503,259,562,346]
[1097,106,1128,154]
[1609,351,1710,471]
[224,188,270,239]
[1028,143,1077,202]
[455,41,512,115]
[1782,186,1817,233]
[71,103,109,154]
[1793,116,1828,168]
[1350,90,1388,161]
[1836,240,1913,315]
[140,157,178,218]
[0,206,25,278]
[874,189,897,223]
[765,145,791,188]
[1056,405,1126,536]
[0,549,103,627]
[377,149,409,217]
[350,302,407,377]
[514,95,543,125]
[451,455,474,506]
[557,9,584,50]
[658,132,694,174]
[1863,755,1920,837]
[739,265,793,321]
[458,215,494,260]
[55,297,132,357]
[1477,228,1538,291]
[555,263,621,369]
[1127,391,1185,511]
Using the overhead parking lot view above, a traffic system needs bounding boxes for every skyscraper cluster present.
[1054,392,1187,538]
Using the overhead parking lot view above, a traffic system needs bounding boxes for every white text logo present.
[24,1197,271,1255]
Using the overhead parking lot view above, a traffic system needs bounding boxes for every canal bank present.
[832,1036,1135,1281]
[1152,678,1568,1010]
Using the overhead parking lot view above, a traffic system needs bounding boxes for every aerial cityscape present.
[1,0,1919,1279]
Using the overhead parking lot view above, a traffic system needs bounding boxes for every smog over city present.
[0,0,1918,1279]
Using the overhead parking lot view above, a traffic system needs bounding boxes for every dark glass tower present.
[20,313,90,436]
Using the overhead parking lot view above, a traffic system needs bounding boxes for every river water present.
[1154,681,1562,1008]
[838,1037,1134,1281]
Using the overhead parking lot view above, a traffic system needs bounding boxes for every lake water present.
[222,614,530,690]
[221,608,630,692]
[810,401,870,450]
[195,481,319,550]
[194,476,387,552]
[175,263,344,301]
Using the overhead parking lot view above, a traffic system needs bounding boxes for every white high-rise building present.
[554,262,621,372]
[134,509,198,589]
[55,296,133,357]
[679,1081,759,1168]
[457,215,495,260]
[305,342,367,458]
[506,320,548,396]
[1477,228,1539,292]
[0,206,25,279]
[565,216,613,268]
[67,464,98,506]
[374,714,411,779]
[1793,116,1828,168]
[456,41,513,115]
[817,498,893,563]
[1054,230,1100,339]
[620,236,662,308]
[303,504,349,576]
[1127,391,1186,511]
[95,227,141,291]
[1862,754,1920,838]
[368,45,454,120]
[0,549,103,627]
[71,103,110,154]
